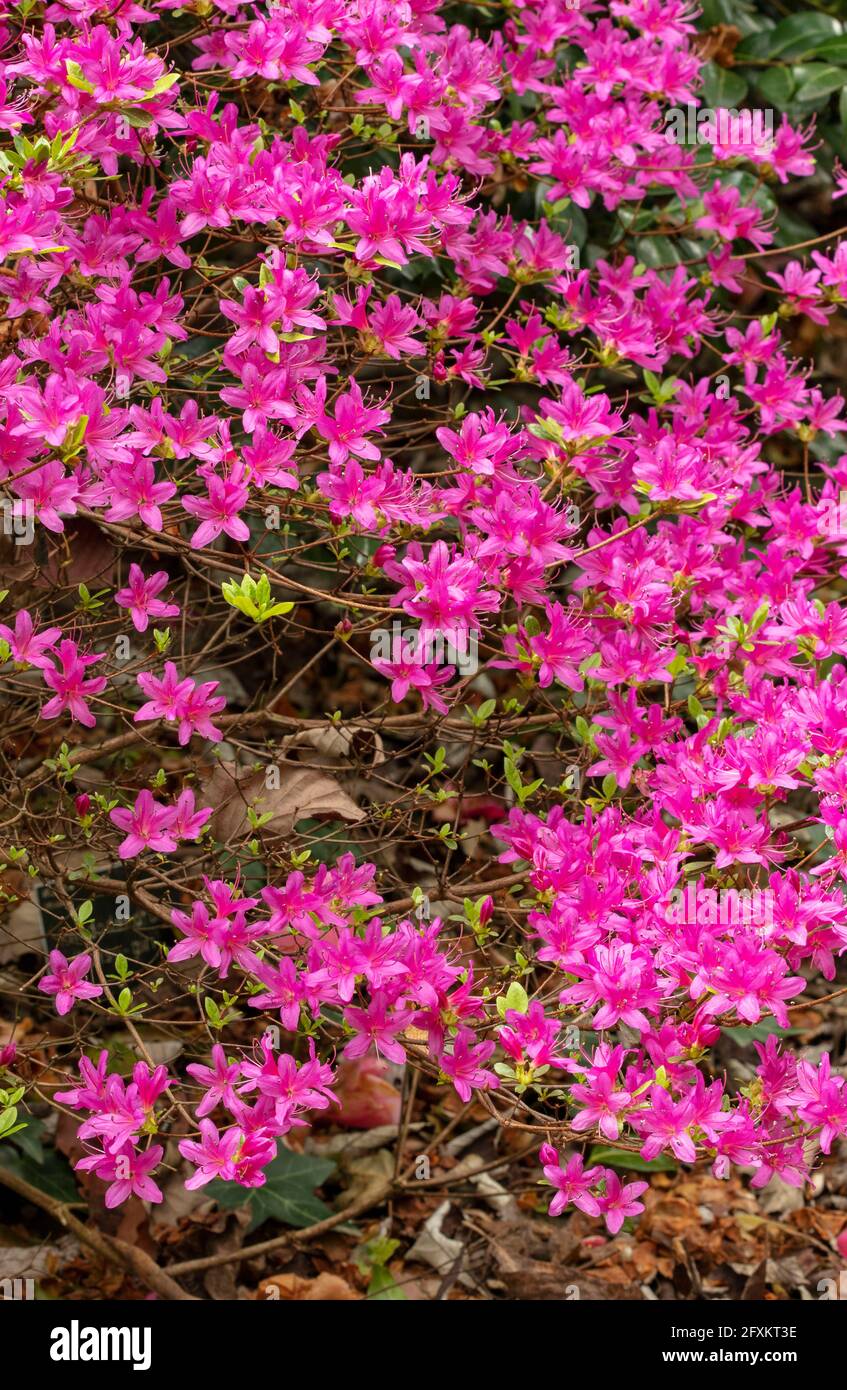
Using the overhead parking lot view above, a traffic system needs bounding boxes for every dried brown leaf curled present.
[199,760,365,843]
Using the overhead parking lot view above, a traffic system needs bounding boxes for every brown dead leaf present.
[38,518,116,589]
[279,726,385,769]
[499,1257,643,1300]
[0,891,46,965]
[0,859,31,916]
[693,24,741,66]
[789,1207,847,1244]
[624,1240,664,1282]
[199,760,364,842]
[257,1272,361,1300]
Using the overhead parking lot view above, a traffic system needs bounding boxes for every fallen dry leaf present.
[199,760,365,842]
[279,725,385,769]
[258,1272,360,1300]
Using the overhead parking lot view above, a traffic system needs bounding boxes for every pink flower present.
[343,993,413,1064]
[104,457,176,531]
[12,460,79,533]
[134,664,226,744]
[238,1037,337,1131]
[175,679,226,745]
[542,1151,604,1218]
[109,789,179,859]
[171,788,213,841]
[168,900,221,970]
[316,377,391,467]
[179,1120,243,1189]
[368,295,425,359]
[77,1143,164,1209]
[373,653,454,714]
[39,950,103,1016]
[791,1055,847,1155]
[115,564,180,632]
[40,640,107,728]
[598,1172,648,1235]
[134,661,193,720]
[634,1086,697,1164]
[182,468,250,548]
[186,1044,242,1118]
[0,609,61,669]
[438,1027,499,1102]
[248,959,305,1031]
[389,541,500,653]
[569,1070,632,1142]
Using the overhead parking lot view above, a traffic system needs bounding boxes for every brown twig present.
[0,1163,197,1301]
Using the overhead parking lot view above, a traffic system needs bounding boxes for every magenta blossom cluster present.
[4,0,847,1243]
[56,1041,336,1201]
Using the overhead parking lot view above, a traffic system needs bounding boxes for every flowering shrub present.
[2,0,847,1266]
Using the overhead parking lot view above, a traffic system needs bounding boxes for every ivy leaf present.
[208,1148,336,1232]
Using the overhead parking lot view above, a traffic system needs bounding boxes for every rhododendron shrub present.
[2,0,847,1266]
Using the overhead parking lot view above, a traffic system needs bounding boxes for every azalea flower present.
[39,951,103,1016]
[109,789,179,859]
[40,640,107,728]
[0,609,61,669]
[115,564,180,632]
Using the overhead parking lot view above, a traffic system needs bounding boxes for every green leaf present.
[64,60,94,93]
[761,13,842,61]
[699,0,741,26]
[116,108,154,130]
[221,573,294,623]
[699,61,749,109]
[504,758,523,799]
[588,1146,677,1174]
[367,1265,407,1300]
[140,72,179,100]
[209,1148,336,1232]
[10,1114,44,1165]
[0,1145,78,1203]
[724,1020,797,1044]
[734,31,779,64]
[813,37,847,64]
[497,981,529,1018]
[794,65,847,104]
[635,236,683,269]
[753,67,795,111]
[0,1108,20,1138]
